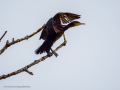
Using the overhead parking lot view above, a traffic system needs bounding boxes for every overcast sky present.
[0,0,120,90]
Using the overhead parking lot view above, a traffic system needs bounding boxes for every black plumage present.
[35,12,85,57]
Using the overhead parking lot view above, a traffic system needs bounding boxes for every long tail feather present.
[35,40,53,54]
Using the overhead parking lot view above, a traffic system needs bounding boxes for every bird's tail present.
[35,40,53,54]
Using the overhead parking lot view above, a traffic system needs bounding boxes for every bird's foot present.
[53,52,58,57]
[47,52,52,57]
[50,48,58,57]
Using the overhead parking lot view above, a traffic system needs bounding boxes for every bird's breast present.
[53,31,64,44]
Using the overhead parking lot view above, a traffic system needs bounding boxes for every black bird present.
[35,12,85,57]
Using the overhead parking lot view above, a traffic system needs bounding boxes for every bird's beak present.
[80,23,85,25]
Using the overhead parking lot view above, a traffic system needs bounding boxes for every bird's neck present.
[64,23,74,30]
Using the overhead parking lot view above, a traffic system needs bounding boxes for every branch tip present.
[12,38,14,42]
[6,40,9,44]
[25,69,33,75]
[0,31,7,42]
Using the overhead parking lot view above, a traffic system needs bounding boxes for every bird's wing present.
[40,18,64,40]
[40,12,80,40]
[52,20,64,33]
[53,12,81,24]
[40,18,54,40]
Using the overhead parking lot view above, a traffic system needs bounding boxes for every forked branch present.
[0,24,45,55]
[0,34,67,80]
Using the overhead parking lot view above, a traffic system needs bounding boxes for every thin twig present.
[0,31,7,42]
[0,35,67,80]
[0,24,45,55]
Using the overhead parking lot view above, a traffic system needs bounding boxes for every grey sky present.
[0,0,120,90]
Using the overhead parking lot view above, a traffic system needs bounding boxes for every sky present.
[0,0,120,90]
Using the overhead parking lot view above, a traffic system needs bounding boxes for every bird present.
[35,12,85,57]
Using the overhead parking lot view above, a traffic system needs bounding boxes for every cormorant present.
[35,12,85,57]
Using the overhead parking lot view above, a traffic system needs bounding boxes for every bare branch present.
[0,24,45,55]
[0,35,67,80]
[0,31,7,42]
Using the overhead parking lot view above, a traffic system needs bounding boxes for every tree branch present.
[0,35,67,80]
[0,24,45,55]
[0,31,7,42]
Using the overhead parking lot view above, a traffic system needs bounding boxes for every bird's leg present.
[46,50,52,57]
[63,33,66,41]
[63,33,67,46]
[50,48,58,57]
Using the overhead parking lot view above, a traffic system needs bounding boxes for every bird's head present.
[68,21,85,27]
